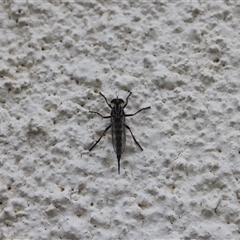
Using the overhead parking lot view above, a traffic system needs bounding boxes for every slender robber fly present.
[89,92,150,174]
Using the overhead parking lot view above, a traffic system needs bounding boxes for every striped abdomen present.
[112,116,126,174]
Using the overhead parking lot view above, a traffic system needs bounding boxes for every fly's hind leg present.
[125,124,143,151]
[89,124,111,151]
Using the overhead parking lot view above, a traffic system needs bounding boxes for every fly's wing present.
[111,117,126,155]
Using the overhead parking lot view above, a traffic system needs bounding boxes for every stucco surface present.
[1,1,240,239]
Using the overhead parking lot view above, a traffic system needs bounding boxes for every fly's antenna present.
[116,90,122,100]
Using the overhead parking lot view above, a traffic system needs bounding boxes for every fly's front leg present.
[125,106,151,117]
[125,124,143,151]
[99,92,112,109]
[89,111,111,119]
[89,124,112,151]
[123,91,132,108]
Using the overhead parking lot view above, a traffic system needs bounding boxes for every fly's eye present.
[118,99,124,104]
[111,100,116,106]
[111,98,124,106]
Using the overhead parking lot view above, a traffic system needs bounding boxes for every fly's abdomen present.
[112,118,126,156]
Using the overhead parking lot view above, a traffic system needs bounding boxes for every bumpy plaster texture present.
[1,1,240,239]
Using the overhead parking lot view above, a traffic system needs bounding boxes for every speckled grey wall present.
[1,1,240,239]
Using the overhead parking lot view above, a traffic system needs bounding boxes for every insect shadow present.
[89,92,150,174]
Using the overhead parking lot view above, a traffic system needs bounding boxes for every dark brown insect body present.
[89,92,150,174]
[111,98,126,173]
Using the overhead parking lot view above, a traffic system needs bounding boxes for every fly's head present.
[111,98,125,117]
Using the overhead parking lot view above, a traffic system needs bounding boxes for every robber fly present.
[89,92,150,174]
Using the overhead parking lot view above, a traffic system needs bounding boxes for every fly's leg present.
[125,106,150,150]
[125,124,143,151]
[99,92,112,109]
[125,106,151,117]
[89,111,111,118]
[123,91,132,108]
[89,124,112,151]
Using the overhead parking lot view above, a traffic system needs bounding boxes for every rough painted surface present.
[1,1,240,239]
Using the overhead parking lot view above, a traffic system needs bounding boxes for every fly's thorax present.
[111,98,125,118]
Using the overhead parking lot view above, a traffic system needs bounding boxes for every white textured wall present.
[1,1,240,239]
